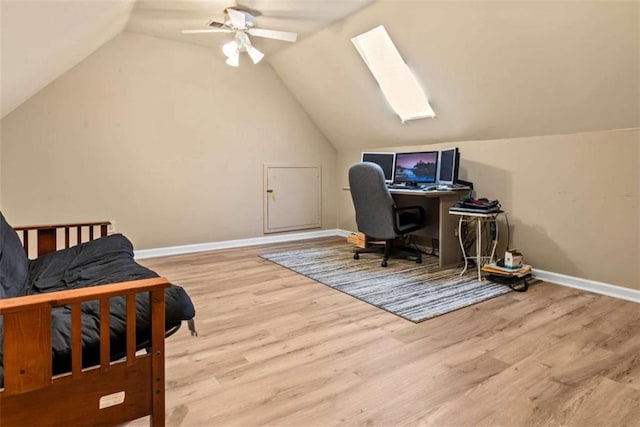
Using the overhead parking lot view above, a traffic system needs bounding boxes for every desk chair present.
[349,162,427,267]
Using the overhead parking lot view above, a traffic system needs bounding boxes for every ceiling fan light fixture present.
[222,40,239,57]
[247,46,264,64]
[225,52,240,67]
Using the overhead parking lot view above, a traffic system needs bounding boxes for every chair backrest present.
[348,162,397,240]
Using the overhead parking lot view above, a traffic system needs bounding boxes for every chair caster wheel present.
[353,253,359,260]
[381,260,388,267]
[416,257,422,264]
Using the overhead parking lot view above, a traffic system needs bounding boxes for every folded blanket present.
[28,233,159,293]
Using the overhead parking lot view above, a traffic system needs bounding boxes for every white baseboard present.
[135,228,639,304]
[533,268,640,304]
[334,228,354,238]
[134,229,344,260]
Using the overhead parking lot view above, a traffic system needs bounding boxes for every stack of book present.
[481,262,532,278]
[482,262,532,292]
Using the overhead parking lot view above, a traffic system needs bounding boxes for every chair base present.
[353,239,423,267]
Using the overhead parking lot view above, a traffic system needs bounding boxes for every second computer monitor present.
[395,151,438,184]
[361,152,396,183]
[438,147,459,185]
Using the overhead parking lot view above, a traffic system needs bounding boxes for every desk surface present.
[389,188,470,197]
[341,187,470,196]
[389,188,459,196]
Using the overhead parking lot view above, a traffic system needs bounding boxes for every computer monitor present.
[361,152,396,183]
[437,147,459,186]
[394,151,438,185]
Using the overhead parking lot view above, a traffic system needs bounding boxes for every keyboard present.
[437,184,471,191]
[388,184,421,190]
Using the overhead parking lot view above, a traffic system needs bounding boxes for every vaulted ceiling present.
[1,0,135,118]
[269,1,640,149]
[1,0,372,119]
[2,0,639,150]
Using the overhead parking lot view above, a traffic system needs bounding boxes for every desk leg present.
[476,218,482,281]
[439,195,462,268]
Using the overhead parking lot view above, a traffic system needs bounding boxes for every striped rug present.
[261,245,512,323]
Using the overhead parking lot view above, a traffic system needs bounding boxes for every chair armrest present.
[393,205,426,235]
[394,205,425,215]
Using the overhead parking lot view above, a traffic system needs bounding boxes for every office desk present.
[388,188,468,269]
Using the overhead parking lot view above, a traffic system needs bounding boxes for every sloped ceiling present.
[0,0,373,119]
[2,0,638,148]
[270,1,640,150]
[1,0,135,118]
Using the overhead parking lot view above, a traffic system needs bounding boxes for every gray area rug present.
[261,245,512,323]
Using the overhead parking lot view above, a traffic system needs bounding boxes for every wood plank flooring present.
[129,238,640,426]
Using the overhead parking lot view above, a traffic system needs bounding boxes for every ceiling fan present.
[181,6,298,67]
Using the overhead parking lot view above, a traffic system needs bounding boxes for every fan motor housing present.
[224,7,255,29]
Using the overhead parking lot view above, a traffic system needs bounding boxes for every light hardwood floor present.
[130,238,640,426]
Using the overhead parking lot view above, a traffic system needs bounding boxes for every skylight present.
[351,25,435,123]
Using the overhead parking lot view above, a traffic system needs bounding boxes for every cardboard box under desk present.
[347,232,367,248]
[347,233,386,248]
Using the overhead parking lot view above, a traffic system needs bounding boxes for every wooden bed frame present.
[0,222,169,426]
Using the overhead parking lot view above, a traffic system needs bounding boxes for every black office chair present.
[348,162,427,267]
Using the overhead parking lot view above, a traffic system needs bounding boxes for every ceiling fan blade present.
[226,8,246,29]
[247,28,298,43]
[181,29,233,34]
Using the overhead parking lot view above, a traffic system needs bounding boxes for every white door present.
[264,164,321,234]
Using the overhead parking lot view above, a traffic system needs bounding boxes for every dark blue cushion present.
[0,212,29,298]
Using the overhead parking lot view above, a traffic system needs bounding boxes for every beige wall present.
[0,32,337,249]
[338,129,640,290]
[0,123,2,211]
